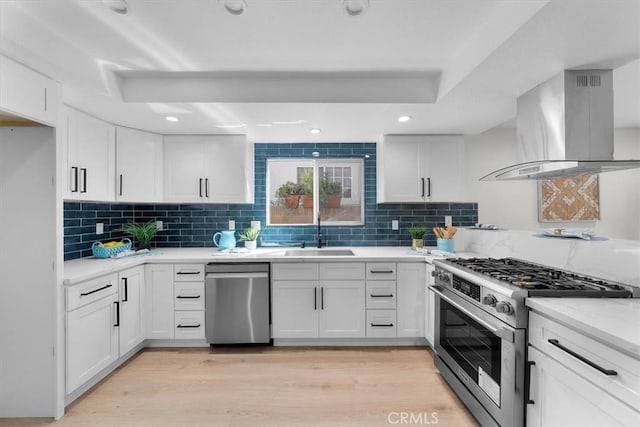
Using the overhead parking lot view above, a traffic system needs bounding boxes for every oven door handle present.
[431,285,514,343]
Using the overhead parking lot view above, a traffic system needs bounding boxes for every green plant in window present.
[276,181,302,208]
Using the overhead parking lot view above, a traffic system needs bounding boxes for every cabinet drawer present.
[529,311,640,409]
[174,264,205,281]
[366,281,397,309]
[174,282,204,311]
[272,263,318,281]
[366,310,397,337]
[319,263,365,280]
[366,263,396,280]
[66,273,118,311]
[174,311,205,339]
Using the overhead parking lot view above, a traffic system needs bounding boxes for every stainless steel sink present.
[284,249,355,256]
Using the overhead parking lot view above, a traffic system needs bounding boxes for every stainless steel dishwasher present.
[205,263,271,344]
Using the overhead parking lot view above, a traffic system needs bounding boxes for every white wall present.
[464,128,640,240]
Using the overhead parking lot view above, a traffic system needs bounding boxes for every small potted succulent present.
[276,181,302,208]
[119,219,158,250]
[408,226,428,250]
[238,227,261,250]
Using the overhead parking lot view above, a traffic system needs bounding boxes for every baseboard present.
[273,337,428,346]
[144,339,209,348]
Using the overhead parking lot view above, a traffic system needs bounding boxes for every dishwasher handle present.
[206,272,269,280]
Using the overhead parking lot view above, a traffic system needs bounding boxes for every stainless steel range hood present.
[481,69,640,181]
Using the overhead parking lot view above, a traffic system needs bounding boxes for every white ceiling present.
[1,0,638,142]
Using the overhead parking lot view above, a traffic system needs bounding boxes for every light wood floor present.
[1,347,478,427]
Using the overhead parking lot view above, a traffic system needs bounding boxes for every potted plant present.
[300,170,314,208]
[238,227,261,250]
[119,219,158,250]
[408,226,428,250]
[276,181,302,208]
[324,180,343,208]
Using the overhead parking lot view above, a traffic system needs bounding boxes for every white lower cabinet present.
[318,281,366,337]
[366,310,397,337]
[527,346,640,427]
[396,263,426,337]
[272,263,366,339]
[144,264,175,339]
[66,274,119,394]
[272,281,319,338]
[174,311,206,339]
[527,311,640,426]
[118,266,144,356]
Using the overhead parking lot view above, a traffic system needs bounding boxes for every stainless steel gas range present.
[430,257,637,427]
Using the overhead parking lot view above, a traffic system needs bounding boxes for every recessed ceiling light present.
[215,124,246,128]
[344,0,369,16]
[165,116,179,122]
[102,0,130,14]
[224,0,246,15]
[309,128,321,134]
[397,115,412,123]
[255,123,273,127]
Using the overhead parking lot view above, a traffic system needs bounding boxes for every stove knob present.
[495,301,514,315]
[482,294,497,307]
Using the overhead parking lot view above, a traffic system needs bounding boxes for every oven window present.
[440,299,502,386]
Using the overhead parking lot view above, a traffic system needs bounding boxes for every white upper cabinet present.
[0,55,58,126]
[115,127,163,202]
[377,134,464,203]
[63,106,115,201]
[164,134,254,203]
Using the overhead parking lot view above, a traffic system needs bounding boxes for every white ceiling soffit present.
[116,70,441,103]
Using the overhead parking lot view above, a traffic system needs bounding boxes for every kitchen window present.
[267,159,364,226]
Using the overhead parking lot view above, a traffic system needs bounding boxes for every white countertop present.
[63,246,470,285]
[526,297,640,357]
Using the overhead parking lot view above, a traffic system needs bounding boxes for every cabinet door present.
[527,346,640,427]
[116,127,163,202]
[66,107,115,201]
[0,55,58,126]
[396,263,425,337]
[66,294,118,394]
[378,136,426,203]
[318,281,365,338]
[272,281,319,338]
[144,264,174,339]
[426,136,464,201]
[204,135,253,203]
[118,266,144,356]
[163,136,206,202]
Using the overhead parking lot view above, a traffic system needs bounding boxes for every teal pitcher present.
[213,230,237,250]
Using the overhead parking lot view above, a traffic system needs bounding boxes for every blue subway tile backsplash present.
[64,143,477,260]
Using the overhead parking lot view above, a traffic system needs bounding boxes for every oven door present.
[432,285,525,427]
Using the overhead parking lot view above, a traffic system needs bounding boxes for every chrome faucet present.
[316,212,323,248]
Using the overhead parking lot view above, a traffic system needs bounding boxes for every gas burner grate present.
[446,257,630,295]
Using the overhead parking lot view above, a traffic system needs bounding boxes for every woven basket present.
[92,238,132,259]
